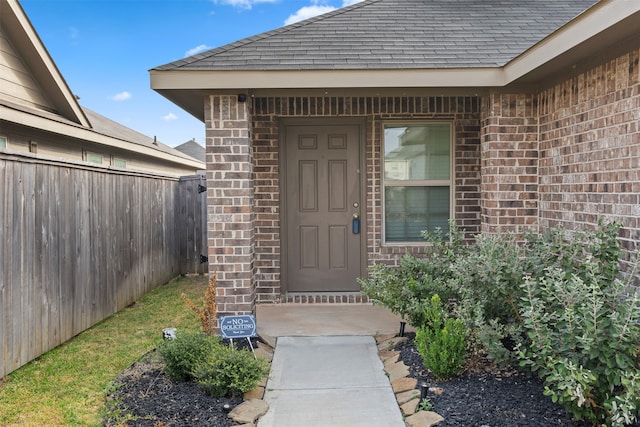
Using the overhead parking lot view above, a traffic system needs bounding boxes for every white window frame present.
[0,135,7,148]
[112,157,127,168]
[381,121,454,245]
[83,150,103,165]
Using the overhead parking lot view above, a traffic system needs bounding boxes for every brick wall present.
[480,93,540,235]
[537,47,640,253]
[205,48,640,307]
[250,96,482,302]
[205,95,256,315]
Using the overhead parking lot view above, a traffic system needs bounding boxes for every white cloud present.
[285,5,335,25]
[110,91,132,101]
[163,113,178,121]
[68,26,79,39]
[284,0,364,26]
[185,44,211,57]
[213,0,277,10]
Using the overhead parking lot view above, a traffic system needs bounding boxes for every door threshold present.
[281,292,370,304]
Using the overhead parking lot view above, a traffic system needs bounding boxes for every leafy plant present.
[194,345,269,398]
[157,330,220,381]
[518,259,640,426]
[417,397,433,412]
[182,272,219,335]
[415,295,467,380]
[359,221,464,327]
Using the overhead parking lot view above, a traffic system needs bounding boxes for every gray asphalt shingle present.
[154,0,598,71]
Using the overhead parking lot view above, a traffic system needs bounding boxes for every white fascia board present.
[1,105,204,169]
[150,68,505,91]
[503,0,640,84]
[6,0,91,128]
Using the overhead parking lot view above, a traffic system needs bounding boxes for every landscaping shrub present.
[182,272,219,335]
[194,344,269,398]
[449,232,529,364]
[523,220,622,284]
[518,260,640,426]
[415,294,467,380]
[158,330,220,381]
[361,218,640,425]
[359,221,463,327]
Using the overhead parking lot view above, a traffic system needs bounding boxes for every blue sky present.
[20,0,363,147]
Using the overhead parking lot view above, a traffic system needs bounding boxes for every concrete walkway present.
[256,303,407,339]
[258,336,405,427]
[255,304,408,427]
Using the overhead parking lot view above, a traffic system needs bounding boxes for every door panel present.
[285,124,362,292]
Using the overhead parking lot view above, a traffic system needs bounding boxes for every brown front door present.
[283,122,362,292]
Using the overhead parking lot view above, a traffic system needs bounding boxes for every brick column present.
[205,94,255,316]
[480,93,539,235]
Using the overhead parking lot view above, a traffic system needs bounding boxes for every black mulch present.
[105,335,639,427]
[104,338,258,427]
[395,332,640,427]
[104,349,240,427]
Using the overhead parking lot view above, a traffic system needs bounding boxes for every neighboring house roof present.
[174,139,205,163]
[151,0,640,120]
[81,107,199,163]
[1,0,203,172]
[156,0,597,71]
[1,0,89,127]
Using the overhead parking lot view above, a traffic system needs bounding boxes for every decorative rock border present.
[377,334,445,427]
[227,340,274,426]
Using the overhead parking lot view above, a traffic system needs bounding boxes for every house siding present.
[0,122,198,177]
[537,47,640,256]
[248,95,482,303]
[205,95,256,315]
[204,47,640,307]
[480,93,540,234]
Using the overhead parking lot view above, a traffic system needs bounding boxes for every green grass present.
[0,275,207,426]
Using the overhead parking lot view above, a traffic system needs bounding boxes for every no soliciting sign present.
[220,315,257,339]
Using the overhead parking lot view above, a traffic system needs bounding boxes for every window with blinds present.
[383,123,452,243]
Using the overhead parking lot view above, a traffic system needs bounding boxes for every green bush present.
[523,220,622,284]
[415,294,467,380]
[359,221,463,327]
[158,330,220,381]
[360,218,640,425]
[194,345,269,398]
[518,261,640,426]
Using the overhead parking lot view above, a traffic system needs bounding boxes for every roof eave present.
[1,104,204,170]
[150,67,505,119]
[150,0,640,120]
[3,0,91,127]
[504,0,640,85]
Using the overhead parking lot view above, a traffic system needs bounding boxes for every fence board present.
[0,155,207,378]
[0,160,7,373]
[178,175,207,274]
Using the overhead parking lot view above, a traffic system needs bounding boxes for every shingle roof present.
[82,107,197,162]
[174,139,205,162]
[155,0,598,71]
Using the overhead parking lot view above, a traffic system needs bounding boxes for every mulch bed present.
[104,349,241,427]
[105,334,639,427]
[394,333,593,427]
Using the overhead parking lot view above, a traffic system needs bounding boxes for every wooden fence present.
[0,153,207,378]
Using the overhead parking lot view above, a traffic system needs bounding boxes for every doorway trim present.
[279,117,368,295]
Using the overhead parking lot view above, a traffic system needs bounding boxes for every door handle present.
[352,214,360,234]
